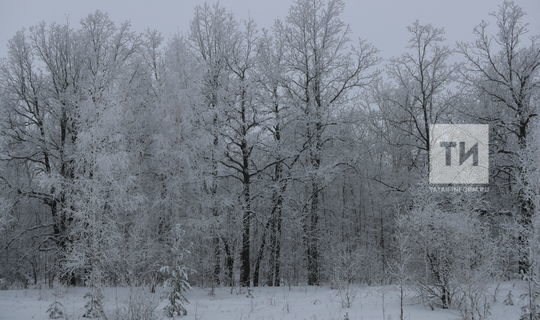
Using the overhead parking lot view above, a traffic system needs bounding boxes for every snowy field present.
[0,282,527,320]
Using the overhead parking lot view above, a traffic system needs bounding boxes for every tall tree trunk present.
[211,104,222,285]
[239,134,252,287]
[268,99,284,287]
[306,162,321,285]
[253,218,272,287]
[307,184,320,286]
[222,239,235,287]
[306,118,322,286]
[212,236,221,286]
[268,175,284,286]
[240,193,251,286]
[517,124,534,276]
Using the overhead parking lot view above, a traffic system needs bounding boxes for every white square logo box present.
[429,124,489,184]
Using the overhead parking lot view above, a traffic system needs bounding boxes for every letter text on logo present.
[429,124,488,184]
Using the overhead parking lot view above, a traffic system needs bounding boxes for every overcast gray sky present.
[0,0,539,60]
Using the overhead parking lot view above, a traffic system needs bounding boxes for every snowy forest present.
[0,0,539,319]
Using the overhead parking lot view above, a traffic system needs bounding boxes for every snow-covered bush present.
[83,288,105,319]
[110,289,158,320]
[329,244,364,287]
[161,224,191,318]
[47,301,65,319]
[403,207,495,309]
[456,283,491,320]
[47,288,66,320]
[162,265,190,317]
[504,290,514,306]
[0,278,8,290]
[328,242,361,308]
[336,283,357,309]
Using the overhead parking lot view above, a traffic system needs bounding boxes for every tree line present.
[0,0,538,312]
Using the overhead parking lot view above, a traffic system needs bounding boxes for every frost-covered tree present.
[0,21,84,282]
[385,21,454,170]
[459,0,539,276]
[161,226,191,317]
[189,3,236,287]
[0,1,538,306]
[277,0,377,285]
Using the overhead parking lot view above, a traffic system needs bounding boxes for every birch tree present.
[189,3,236,287]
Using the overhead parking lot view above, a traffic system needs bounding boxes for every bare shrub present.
[110,289,158,320]
[336,283,357,309]
[456,283,491,320]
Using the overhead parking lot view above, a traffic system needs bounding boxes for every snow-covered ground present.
[0,282,526,320]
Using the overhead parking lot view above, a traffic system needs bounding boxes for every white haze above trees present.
[0,0,538,319]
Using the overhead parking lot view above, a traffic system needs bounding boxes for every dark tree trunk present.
[253,218,272,287]
[239,128,252,287]
[268,100,285,287]
[267,177,284,286]
[240,183,251,287]
[213,236,221,286]
[516,121,534,277]
[306,120,322,286]
[222,239,235,287]
[306,183,320,286]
